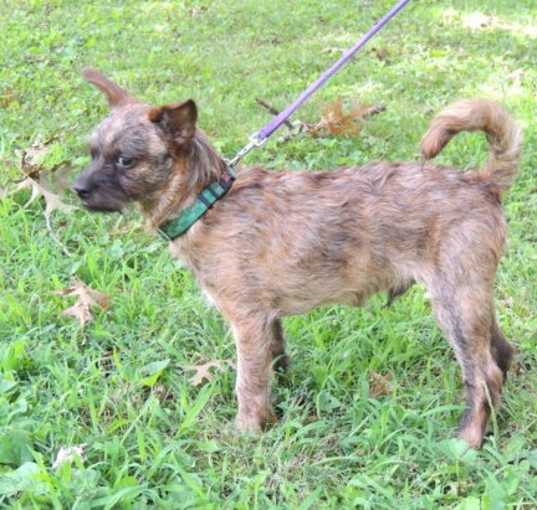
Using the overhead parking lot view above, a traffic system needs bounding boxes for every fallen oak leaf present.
[39,163,75,196]
[40,182,76,220]
[55,279,110,327]
[321,98,361,136]
[18,136,62,179]
[13,177,41,206]
[187,359,234,386]
[14,177,75,217]
[255,96,384,143]
[371,46,390,61]
[309,98,385,138]
[15,136,73,194]
[20,141,51,178]
[0,88,18,108]
[368,371,392,398]
[16,135,68,179]
[12,177,75,255]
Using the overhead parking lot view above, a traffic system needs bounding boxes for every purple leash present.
[228,0,412,167]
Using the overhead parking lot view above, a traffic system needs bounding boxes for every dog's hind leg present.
[386,279,415,307]
[490,315,514,379]
[229,313,278,433]
[271,319,290,374]
[427,279,504,448]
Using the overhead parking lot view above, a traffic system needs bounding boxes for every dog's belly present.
[271,272,389,315]
[277,290,367,315]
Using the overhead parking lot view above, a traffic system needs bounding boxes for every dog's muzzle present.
[72,168,126,212]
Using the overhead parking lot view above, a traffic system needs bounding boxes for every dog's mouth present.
[74,169,130,213]
[82,201,123,213]
[73,183,128,213]
[75,192,125,213]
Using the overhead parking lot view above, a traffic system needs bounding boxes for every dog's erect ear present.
[148,100,197,152]
[82,67,130,107]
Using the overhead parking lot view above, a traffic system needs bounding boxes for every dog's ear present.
[148,100,197,152]
[82,67,130,107]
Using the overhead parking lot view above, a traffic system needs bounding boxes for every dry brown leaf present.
[40,163,74,196]
[0,89,17,108]
[21,143,50,175]
[368,371,392,398]
[14,177,40,205]
[55,279,110,327]
[18,137,60,179]
[187,359,234,386]
[15,177,74,217]
[309,98,385,138]
[13,176,75,255]
[372,47,390,61]
[254,96,384,143]
[16,137,72,194]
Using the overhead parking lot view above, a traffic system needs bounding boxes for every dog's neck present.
[140,131,228,228]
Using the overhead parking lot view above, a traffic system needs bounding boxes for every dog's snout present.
[73,172,94,199]
[73,183,91,199]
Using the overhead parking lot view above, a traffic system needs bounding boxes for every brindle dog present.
[74,68,522,448]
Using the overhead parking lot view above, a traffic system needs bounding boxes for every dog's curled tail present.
[421,99,522,193]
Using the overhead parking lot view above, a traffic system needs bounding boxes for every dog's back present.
[194,98,522,315]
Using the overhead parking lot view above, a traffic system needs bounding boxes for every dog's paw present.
[273,353,290,374]
[235,409,277,434]
[458,424,485,449]
[235,414,263,434]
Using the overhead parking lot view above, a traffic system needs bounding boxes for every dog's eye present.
[116,156,136,169]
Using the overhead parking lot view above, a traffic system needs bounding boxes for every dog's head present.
[74,68,198,212]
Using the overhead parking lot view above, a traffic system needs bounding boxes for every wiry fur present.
[75,70,522,448]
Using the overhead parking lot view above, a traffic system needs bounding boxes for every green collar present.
[158,167,236,241]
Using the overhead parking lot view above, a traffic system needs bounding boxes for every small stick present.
[361,104,386,118]
[45,214,72,257]
[255,97,386,142]
[255,98,297,130]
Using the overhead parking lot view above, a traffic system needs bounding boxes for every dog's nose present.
[73,172,94,199]
[73,183,91,199]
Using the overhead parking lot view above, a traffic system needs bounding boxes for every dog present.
[74,68,522,448]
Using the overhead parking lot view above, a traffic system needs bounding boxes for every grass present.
[1,0,536,507]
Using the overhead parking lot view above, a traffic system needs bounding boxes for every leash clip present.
[226,133,267,169]
[249,133,267,147]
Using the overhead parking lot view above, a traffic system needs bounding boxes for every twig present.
[255,98,298,130]
[255,97,310,143]
[45,210,72,257]
[255,97,386,142]
[361,104,386,118]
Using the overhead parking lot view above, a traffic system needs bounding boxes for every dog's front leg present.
[230,314,277,433]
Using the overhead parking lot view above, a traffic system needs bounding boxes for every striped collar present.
[158,167,236,240]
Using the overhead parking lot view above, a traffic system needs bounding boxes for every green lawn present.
[1,0,536,508]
